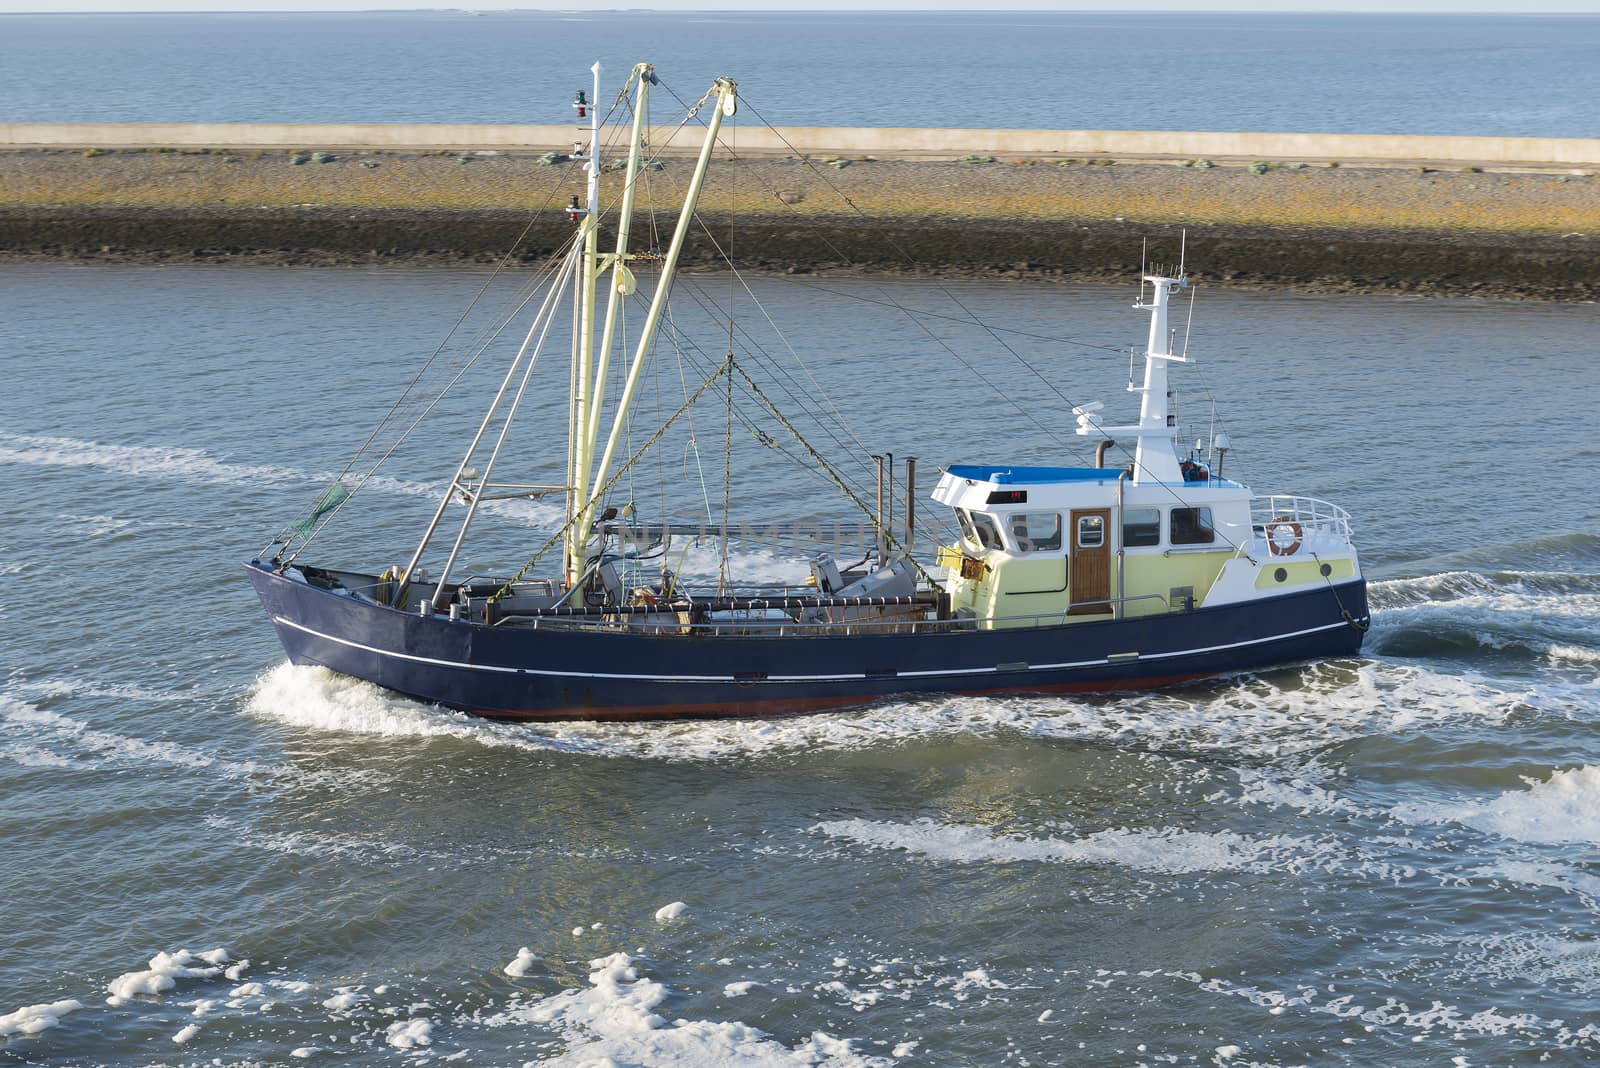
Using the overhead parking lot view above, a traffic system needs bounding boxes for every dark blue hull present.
[245,560,1369,721]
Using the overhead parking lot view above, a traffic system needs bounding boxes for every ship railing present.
[493,592,1172,636]
[1248,495,1354,553]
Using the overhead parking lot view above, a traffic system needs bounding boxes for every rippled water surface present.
[4,11,1600,136]
[3,263,1599,1065]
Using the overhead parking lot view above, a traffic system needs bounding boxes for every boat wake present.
[0,431,562,525]
[1392,764,1600,846]
[246,653,1540,763]
[1367,567,1600,669]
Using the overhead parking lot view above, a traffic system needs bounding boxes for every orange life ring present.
[1266,516,1304,557]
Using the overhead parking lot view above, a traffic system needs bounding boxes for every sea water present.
[2,10,1600,137]
[2,261,1599,1065]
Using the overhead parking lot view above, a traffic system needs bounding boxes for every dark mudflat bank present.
[3,150,1597,300]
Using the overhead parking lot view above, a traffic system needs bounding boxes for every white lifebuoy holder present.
[1266,516,1304,557]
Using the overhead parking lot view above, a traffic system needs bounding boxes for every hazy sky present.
[4,1,1600,12]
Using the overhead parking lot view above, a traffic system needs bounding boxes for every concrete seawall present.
[5,122,1600,169]
[3,126,1598,300]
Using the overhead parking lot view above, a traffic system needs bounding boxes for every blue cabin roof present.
[945,464,1120,485]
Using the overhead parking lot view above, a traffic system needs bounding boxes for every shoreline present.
[3,150,1597,301]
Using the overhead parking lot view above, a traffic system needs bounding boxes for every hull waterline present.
[246,560,1370,721]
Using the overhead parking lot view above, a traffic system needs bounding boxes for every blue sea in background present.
[2,10,1599,134]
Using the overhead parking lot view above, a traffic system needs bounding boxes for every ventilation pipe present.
[903,456,917,551]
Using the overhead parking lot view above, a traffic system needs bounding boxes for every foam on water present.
[0,432,561,527]
[0,694,269,778]
[12,678,183,704]
[1226,764,1364,817]
[1449,932,1600,994]
[105,948,229,1007]
[200,814,449,864]
[1165,969,1597,1052]
[1394,765,1600,846]
[245,650,1539,766]
[0,999,83,1038]
[0,433,305,487]
[481,952,889,1067]
[813,818,1345,876]
[1472,858,1600,904]
[1020,660,1531,758]
[1367,569,1600,666]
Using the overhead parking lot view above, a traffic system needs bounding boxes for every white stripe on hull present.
[272,614,1357,685]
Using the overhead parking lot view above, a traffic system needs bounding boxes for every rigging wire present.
[283,229,586,561]
[664,81,1258,559]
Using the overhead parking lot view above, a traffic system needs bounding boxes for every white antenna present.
[1207,396,1217,463]
[1138,236,1148,303]
[1181,283,1197,360]
[1178,228,1188,276]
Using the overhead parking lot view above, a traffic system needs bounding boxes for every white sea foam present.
[322,989,366,1012]
[1171,969,1558,1046]
[0,433,304,486]
[56,513,139,538]
[482,952,889,1066]
[12,677,180,704]
[2,743,75,768]
[1227,764,1363,816]
[1453,932,1600,993]
[105,948,229,1006]
[1,694,277,780]
[202,814,439,863]
[385,1017,433,1049]
[246,642,1532,766]
[504,948,537,978]
[1023,660,1533,758]
[1394,766,1600,845]
[1474,859,1600,902]
[654,901,689,923]
[172,1022,200,1044]
[814,818,1343,876]
[0,998,83,1038]
[1367,570,1600,664]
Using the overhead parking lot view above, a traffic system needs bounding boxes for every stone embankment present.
[2,124,1598,300]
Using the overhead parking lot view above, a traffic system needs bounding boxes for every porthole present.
[1319,563,1332,577]
[1274,567,1288,583]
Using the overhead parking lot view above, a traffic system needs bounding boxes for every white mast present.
[568,61,604,579]
[568,77,737,584]
[581,64,654,498]
[1074,269,1189,484]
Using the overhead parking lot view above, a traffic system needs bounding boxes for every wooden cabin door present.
[1068,508,1111,615]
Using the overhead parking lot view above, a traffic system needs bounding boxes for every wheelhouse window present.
[968,510,1005,551]
[1076,514,1105,548]
[1122,507,1161,548]
[954,507,979,546]
[1170,506,1216,545]
[1008,512,1062,553]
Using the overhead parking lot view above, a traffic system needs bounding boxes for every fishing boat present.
[246,64,1370,721]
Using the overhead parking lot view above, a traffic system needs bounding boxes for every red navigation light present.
[573,90,588,119]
